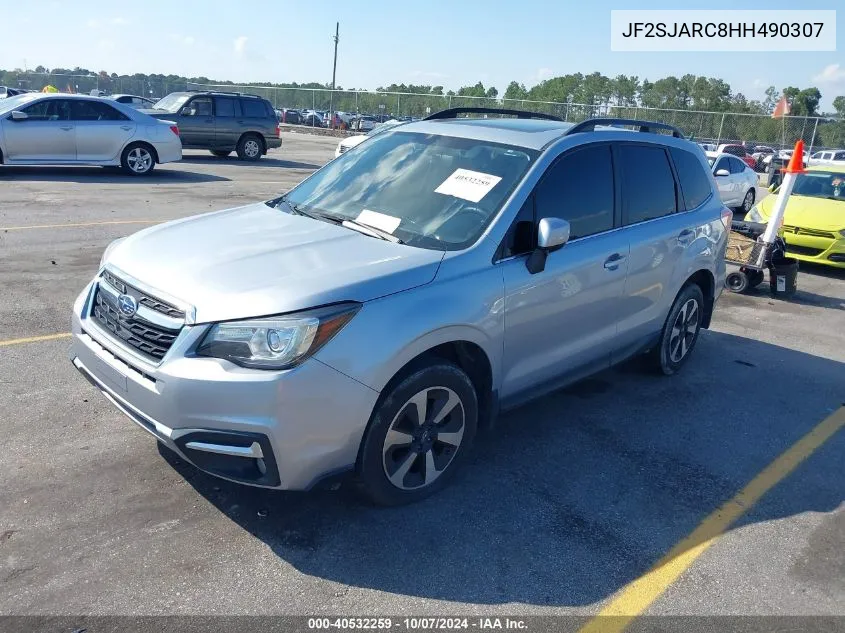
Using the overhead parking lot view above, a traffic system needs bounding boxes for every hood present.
[107,202,444,324]
[139,108,173,117]
[340,135,367,148]
[760,195,845,232]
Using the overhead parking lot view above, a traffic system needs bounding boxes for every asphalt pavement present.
[0,132,843,623]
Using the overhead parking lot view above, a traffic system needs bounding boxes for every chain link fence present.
[188,83,843,152]
[5,73,843,151]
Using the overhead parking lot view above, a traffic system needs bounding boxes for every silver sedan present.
[0,93,182,175]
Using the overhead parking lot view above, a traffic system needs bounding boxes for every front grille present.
[782,225,836,239]
[92,271,183,361]
[101,269,185,319]
[786,244,824,257]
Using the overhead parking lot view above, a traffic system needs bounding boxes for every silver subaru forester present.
[71,110,730,505]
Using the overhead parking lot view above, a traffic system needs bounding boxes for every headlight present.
[100,237,125,268]
[745,206,765,223]
[196,303,360,370]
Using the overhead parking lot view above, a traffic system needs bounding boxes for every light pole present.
[331,22,339,91]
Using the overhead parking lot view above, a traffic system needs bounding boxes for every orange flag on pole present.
[772,95,791,118]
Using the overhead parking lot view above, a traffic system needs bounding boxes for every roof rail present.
[565,118,685,138]
[186,89,263,99]
[424,107,563,122]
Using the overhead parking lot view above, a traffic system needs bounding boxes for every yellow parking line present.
[0,219,160,232]
[0,332,72,347]
[578,406,845,633]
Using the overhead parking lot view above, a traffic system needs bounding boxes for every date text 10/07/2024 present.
[307,617,529,630]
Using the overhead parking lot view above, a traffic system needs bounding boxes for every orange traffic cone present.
[783,140,806,174]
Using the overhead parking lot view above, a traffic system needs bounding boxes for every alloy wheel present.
[668,298,700,363]
[381,386,465,491]
[244,139,260,158]
[743,190,754,212]
[127,147,152,173]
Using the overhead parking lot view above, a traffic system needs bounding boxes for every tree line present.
[2,65,844,146]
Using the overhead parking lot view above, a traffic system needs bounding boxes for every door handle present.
[120,125,132,131]
[677,229,695,245]
[204,119,213,123]
[59,126,73,131]
[603,253,627,270]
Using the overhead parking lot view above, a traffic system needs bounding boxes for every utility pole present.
[331,22,339,90]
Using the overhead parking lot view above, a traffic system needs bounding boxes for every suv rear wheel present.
[648,283,705,375]
[357,362,478,506]
[236,134,263,161]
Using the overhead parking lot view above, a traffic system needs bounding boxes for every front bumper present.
[782,233,845,269]
[70,280,379,490]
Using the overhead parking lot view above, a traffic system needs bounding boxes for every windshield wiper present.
[275,197,342,224]
[341,218,404,244]
[275,198,404,243]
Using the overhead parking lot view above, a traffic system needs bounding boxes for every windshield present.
[791,172,845,201]
[152,93,190,112]
[284,130,538,250]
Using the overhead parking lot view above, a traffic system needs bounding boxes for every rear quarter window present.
[669,147,713,210]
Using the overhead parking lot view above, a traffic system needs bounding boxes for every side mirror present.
[179,106,192,116]
[526,217,570,274]
[715,169,730,177]
[10,110,28,121]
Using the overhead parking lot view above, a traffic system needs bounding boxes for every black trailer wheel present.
[745,269,765,289]
[726,271,750,293]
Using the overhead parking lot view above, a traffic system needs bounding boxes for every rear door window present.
[669,147,712,210]
[71,100,129,121]
[215,97,237,117]
[618,144,677,225]
[241,99,267,118]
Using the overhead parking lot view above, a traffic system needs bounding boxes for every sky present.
[2,0,844,110]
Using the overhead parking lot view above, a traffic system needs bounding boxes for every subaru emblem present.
[117,293,137,317]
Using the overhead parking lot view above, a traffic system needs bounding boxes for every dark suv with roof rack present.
[72,108,728,506]
[144,91,281,160]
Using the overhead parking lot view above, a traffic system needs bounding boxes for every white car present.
[334,119,402,157]
[707,151,759,213]
[0,93,181,175]
[808,149,845,167]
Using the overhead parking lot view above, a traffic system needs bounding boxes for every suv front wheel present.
[357,362,478,505]
[237,134,264,161]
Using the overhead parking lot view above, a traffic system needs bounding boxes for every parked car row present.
[0,90,283,174]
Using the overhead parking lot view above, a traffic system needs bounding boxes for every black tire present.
[210,150,231,158]
[746,269,765,289]
[734,188,755,214]
[236,134,263,161]
[648,283,705,376]
[357,362,478,506]
[726,270,750,293]
[120,142,156,175]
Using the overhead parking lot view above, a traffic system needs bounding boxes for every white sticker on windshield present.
[356,209,401,234]
[434,169,502,203]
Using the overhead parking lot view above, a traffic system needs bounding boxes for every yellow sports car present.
[745,165,845,268]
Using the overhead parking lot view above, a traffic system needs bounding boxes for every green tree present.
[833,96,845,117]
